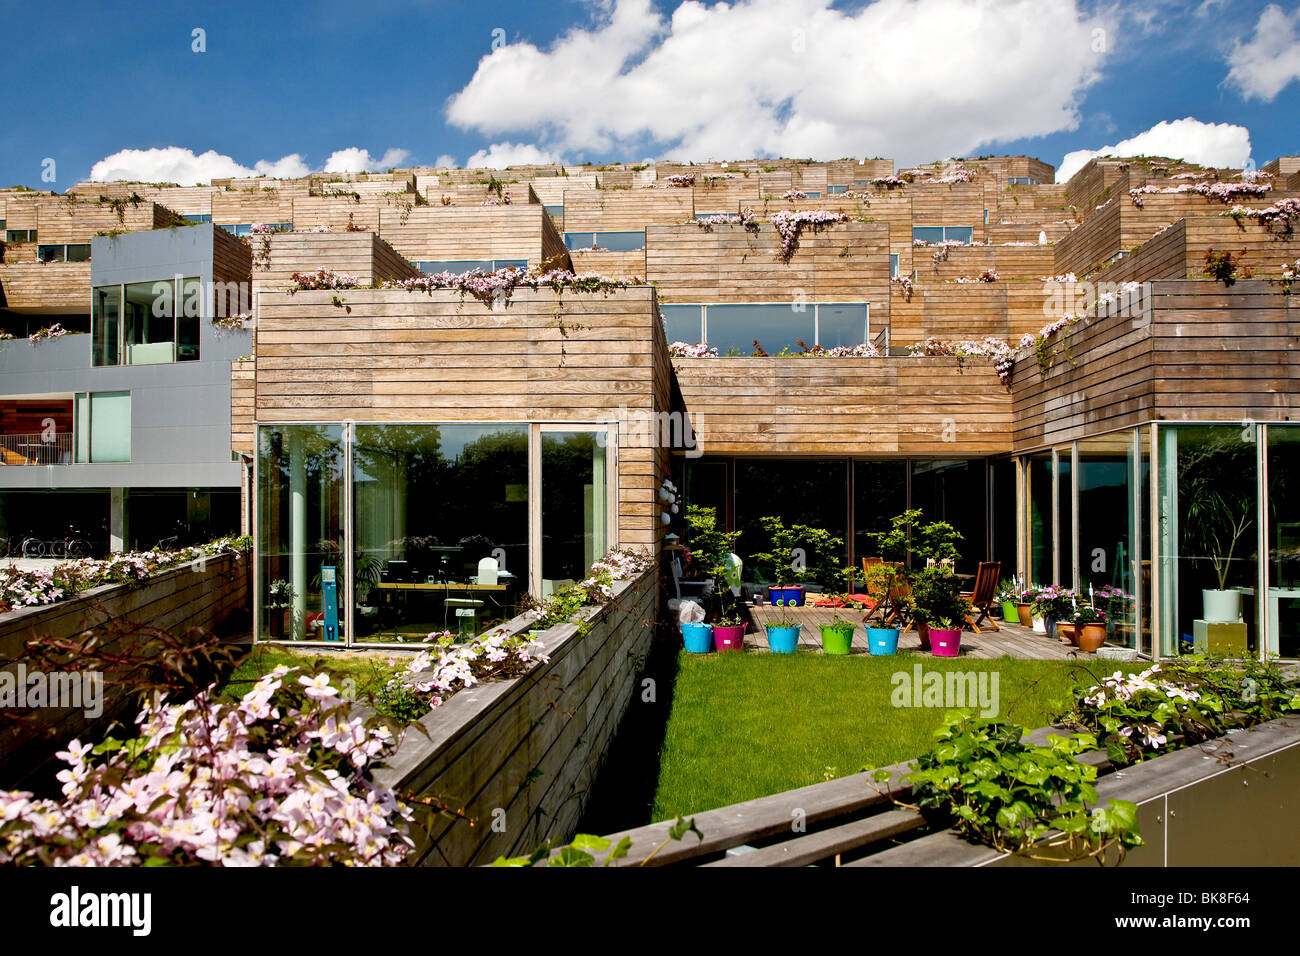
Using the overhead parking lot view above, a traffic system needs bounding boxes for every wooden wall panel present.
[645,221,891,322]
[563,191,693,231]
[569,248,645,277]
[0,262,90,311]
[231,358,255,456]
[374,206,557,269]
[252,286,668,548]
[212,189,295,225]
[890,283,1053,345]
[673,356,1012,455]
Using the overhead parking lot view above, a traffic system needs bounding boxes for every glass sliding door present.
[852,460,907,564]
[1077,432,1138,649]
[1026,453,1054,587]
[352,424,529,644]
[541,430,610,596]
[1157,424,1259,658]
[257,425,346,642]
[1056,449,1073,588]
[734,458,850,588]
[910,459,988,574]
[1264,424,1300,659]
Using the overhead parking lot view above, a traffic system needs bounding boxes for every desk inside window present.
[373,582,509,592]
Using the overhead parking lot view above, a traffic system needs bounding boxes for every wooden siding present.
[252,286,669,548]
[645,221,891,323]
[231,358,255,456]
[250,231,419,293]
[373,205,564,270]
[672,356,1013,456]
[1091,217,1300,286]
[563,191,694,231]
[890,283,1053,345]
[1010,279,1300,451]
[0,262,90,311]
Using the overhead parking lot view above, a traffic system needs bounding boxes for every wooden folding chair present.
[961,561,1002,633]
[879,562,913,631]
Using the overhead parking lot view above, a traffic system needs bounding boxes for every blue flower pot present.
[867,627,900,656]
[765,624,801,654]
[768,585,805,607]
[682,622,713,654]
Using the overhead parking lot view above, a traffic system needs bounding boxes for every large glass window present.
[92,285,120,367]
[93,277,201,366]
[1265,425,1300,659]
[734,459,849,586]
[707,304,815,355]
[816,304,869,350]
[911,459,987,575]
[1027,452,1054,587]
[1157,425,1258,658]
[541,430,609,596]
[1078,433,1140,649]
[913,226,973,244]
[74,391,131,463]
[353,424,529,644]
[852,460,907,563]
[662,304,704,345]
[258,425,346,642]
[416,258,528,274]
[563,231,646,251]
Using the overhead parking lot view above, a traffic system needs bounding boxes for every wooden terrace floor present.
[745,603,1086,659]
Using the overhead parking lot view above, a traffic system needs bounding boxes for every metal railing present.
[0,432,73,465]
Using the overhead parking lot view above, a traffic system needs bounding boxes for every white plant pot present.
[1032,615,1046,634]
[1202,589,1241,623]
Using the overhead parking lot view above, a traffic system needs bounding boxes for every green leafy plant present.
[866,509,963,565]
[1203,248,1241,286]
[1179,432,1255,590]
[1059,657,1300,767]
[750,515,844,588]
[903,711,1143,862]
[906,566,970,629]
[489,816,702,866]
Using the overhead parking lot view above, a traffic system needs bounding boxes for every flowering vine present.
[1128,180,1270,208]
[28,323,68,346]
[769,209,848,260]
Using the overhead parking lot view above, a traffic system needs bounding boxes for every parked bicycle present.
[19,527,92,560]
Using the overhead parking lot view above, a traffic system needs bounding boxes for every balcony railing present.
[0,432,73,465]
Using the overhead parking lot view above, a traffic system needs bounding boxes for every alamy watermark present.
[891,664,1000,718]
[0,665,103,718]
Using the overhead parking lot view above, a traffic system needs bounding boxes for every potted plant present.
[819,612,856,655]
[1070,603,1108,652]
[681,620,713,654]
[995,578,1022,624]
[1031,585,1076,641]
[908,566,970,657]
[862,562,904,655]
[267,579,294,638]
[763,612,802,654]
[751,515,843,606]
[712,610,746,651]
[1015,585,1038,631]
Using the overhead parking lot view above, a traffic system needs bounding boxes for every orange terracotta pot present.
[1077,624,1107,653]
[1057,623,1078,645]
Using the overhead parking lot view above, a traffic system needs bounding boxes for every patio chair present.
[861,555,882,577]
[960,560,1002,633]
[877,562,912,630]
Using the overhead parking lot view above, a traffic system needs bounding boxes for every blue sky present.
[0,0,1297,186]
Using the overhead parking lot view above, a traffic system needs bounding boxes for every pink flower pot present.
[713,624,746,652]
[929,628,962,657]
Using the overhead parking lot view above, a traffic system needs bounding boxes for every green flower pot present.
[1000,601,1020,624]
[820,624,854,655]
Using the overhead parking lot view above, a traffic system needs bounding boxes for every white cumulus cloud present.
[464,142,564,169]
[445,0,1111,165]
[322,147,410,173]
[1056,117,1253,183]
[1224,3,1300,101]
[87,146,410,185]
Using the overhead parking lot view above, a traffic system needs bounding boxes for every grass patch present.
[215,645,402,703]
[651,651,1140,821]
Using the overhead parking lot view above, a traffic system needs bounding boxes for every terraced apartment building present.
[1,152,1298,661]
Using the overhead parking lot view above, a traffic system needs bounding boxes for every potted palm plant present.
[764,611,802,654]
[684,504,745,650]
[1179,432,1255,622]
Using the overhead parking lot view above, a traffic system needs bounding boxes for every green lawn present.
[216,645,402,703]
[651,651,1137,821]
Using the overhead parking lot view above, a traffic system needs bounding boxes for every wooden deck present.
[745,603,1082,659]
